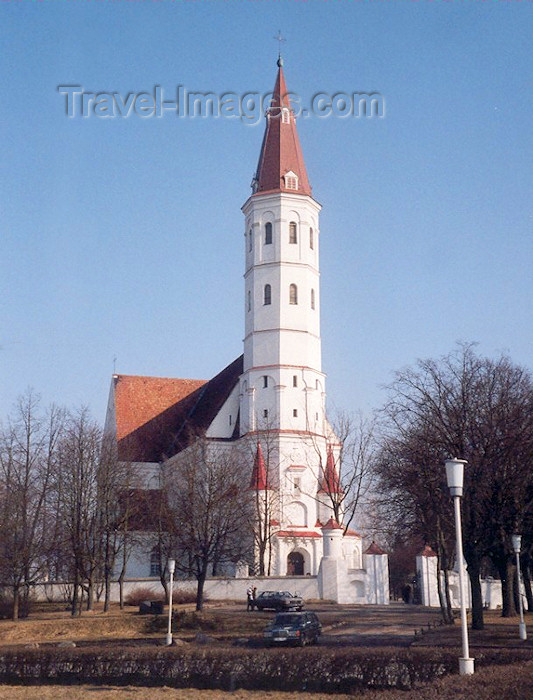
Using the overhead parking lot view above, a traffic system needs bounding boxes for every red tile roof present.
[365,541,387,555]
[322,517,343,530]
[420,545,438,558]
[115,375,206,444]
[253,63,312,197]
[249,442,269,490]
[318,446,343,494]
[344,528,362,538]
[114,355,243,462]
[276,530,322,539]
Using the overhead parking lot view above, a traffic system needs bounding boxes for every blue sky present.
[1,1,532,424]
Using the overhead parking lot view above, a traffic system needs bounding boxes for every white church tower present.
[240,57,324,438]
[239,58,362,579]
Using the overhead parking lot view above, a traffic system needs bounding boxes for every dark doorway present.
[287,551,304,576]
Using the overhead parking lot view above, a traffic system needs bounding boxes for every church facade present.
[105,60,389,605]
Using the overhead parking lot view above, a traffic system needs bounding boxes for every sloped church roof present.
[112,355,243,463]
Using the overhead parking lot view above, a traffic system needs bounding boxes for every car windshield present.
[274,614,302,625]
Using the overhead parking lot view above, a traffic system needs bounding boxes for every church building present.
[105,59,389,604]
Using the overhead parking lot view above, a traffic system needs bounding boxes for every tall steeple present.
[240,59,324,436]
[252,61,311,197]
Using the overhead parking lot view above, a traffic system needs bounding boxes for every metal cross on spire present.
[274,30,286,66]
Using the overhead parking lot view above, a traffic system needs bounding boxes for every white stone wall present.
[416,555,504,610]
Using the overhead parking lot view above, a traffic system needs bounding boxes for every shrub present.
[171,589,198,605]
[0,646,530,693]
[123,586,164,607]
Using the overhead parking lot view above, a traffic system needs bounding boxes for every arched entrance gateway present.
[287,551,304,576]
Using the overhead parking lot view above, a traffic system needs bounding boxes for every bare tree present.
[241,425,281,577]
[0,391,64,619]
[375,343,533,630]
[56,408,102,615]
[162,433,252,610]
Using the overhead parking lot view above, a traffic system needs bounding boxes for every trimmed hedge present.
[0,646,530,693]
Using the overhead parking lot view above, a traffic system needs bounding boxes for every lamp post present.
[511,535,527,641]
[166,559,175,646]
[445,458,474,676]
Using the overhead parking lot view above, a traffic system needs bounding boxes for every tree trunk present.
[87,579,94,611]
[71,569,79,617]
[103,570,111,613]
[465,555,484,630]
[196,565,208,611]
[437,556,453,624]
[499,560,517,618]
[522,559,533,613]
[11,585,20,621]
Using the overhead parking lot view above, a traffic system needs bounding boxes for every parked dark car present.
[253,590,304,611]
[263,611,322,647]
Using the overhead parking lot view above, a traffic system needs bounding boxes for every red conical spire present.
[318,445,342,494]
[249,442,269,490]
[253,60,312,197]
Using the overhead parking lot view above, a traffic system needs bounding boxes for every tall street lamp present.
[511,534,527,641]
[445,458,474,676]
[166,559,176,646]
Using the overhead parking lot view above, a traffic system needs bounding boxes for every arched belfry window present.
[310,228,314,249]
[248,290,251,312]
[265,222,272,245]
[264,284,271,305]
[311,288,315,310]
[289,284,298,305]
[289,222,297,244]
[248,229,252,251]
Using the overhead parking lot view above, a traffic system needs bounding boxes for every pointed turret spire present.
[318,445,342,494]
[249,442,269,490]
[252,61,312,196]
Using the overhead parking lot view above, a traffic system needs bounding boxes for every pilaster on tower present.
[240,60,326,436]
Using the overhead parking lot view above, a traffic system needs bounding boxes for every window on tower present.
[293,409,298,417]
[310,228,314,249]
[263,375,268,388]
[265,222,272,245]
[248,291,251,312]
[289,284,298,305]
[293,375,298,387]
[289,222,297,244]
[249,229,252,251]
[263,409,268,419]
[264,284,271,305]
[311,288,315,310]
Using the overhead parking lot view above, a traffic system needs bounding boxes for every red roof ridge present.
[420,544,438,558]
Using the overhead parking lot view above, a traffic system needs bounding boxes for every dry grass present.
[0,607,148,645]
